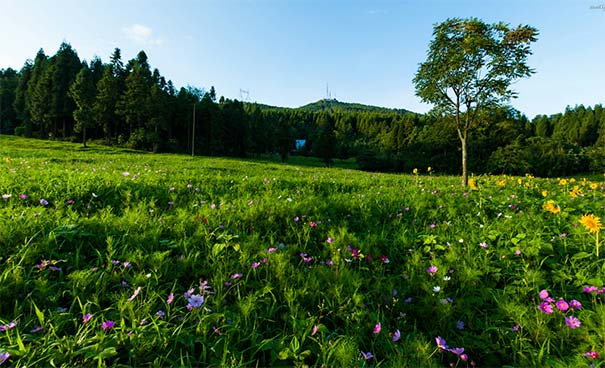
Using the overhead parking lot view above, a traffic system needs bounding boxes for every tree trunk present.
[461,136,468,187]
[83,127,87,148]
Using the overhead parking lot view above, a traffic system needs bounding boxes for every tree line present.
[0,42,604,176]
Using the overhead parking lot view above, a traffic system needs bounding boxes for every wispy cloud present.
[123,24,163,46]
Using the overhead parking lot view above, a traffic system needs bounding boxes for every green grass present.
[0,135,604,367]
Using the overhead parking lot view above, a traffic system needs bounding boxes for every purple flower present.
[512,324,520,332]
[539,302,554,314]
[266,247,278,253]
[449,347,465,355]
[373,322,381,334]
[19,194,28,199]
[427,266,438,276]
[299,253,313,262]
[456,320,464,330]
[539,289,549,299]
[101,320,114,331]
[311,325,319,336]
[155,310,165,319]
[66,199,75,205]
[82,313,92,323]
[0,352,9,365]
[393,329,401,342]
[40,198,49,206]
[325,260,334,266]
[570,299,582,309]
[111,260,121,265]
[122,261,131,268]
[583,286,598,293]
[555,299,569,311]
[293,216,299,222]
[565,315,581,329]
[326,237,334,243]
[361,351,373,360]
[435,336,449,350]
[167,293,174,305]
[30,325,44,333]
[251,261,261,268]
[187,294,204,308]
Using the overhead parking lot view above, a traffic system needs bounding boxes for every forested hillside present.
[0,42,604,176]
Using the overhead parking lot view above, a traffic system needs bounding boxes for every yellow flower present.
[559,179,568,185]
[570,185,582,199]
[570,178,576,183]
[590,183,598,190]
[495,179,506,187]
[469,178,478,190]
[542,190,548,197]
[413,168,418,175]
[517,178,522,185]
[427,167,432,173]
[542,200,560,214]
[580,214,602,234]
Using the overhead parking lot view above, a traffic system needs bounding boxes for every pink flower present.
[128,287,141,301]
[326,237,334,243]
[539,302,554,314]
[555,299,569,311]
[539,289,549,299]
[427,266,438,276]
[565,315,581,329]
[251,262,261,268]
[373,322,381,334]
[101,320,114,331]
[585,351,598,359]
[309,221,317,228]
[82,313,92,323]
[311,325,319,336]
[167,293,174,305]
[570,299,582,309]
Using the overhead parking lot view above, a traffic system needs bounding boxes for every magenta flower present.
[565,315,581,329]
[512,324,520,332]
[585,351,598,359]
[251,262,261,268]
[266,247,278,253]
[539,289,549,299]
[393,329,401,342]
[570,299,582,309]
[373,322,381,334]
[539,302,554,314]
[460,353,468,361]
[555,299,569,311]
[309,221,317,228]
[299,253,313,262]
[20,194,28,199]
[325,260,334,266]
[82,313,92,323]
[101,320,114,331]
[167,293,174,305]
[427,266,438,276]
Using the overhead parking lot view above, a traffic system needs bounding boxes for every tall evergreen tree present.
[69,65,96,147]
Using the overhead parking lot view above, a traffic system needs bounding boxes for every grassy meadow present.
[1,135,605,367]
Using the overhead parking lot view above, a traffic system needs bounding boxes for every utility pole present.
[192,102,196,157]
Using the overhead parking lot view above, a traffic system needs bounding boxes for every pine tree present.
[69,65,96,147]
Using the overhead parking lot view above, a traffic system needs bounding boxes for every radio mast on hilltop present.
[239,89,250,102]
[325,83,332,100]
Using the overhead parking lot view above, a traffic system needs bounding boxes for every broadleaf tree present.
[413,18,538,186]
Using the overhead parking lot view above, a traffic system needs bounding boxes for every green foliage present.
[1,136,605,366]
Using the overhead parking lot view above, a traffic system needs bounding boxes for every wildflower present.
[449,347,465,355]
[326,260,334,266]
[512,324,520,332]
[326,237,334,243]
[433,286,441,293]
[373,322,381,334]
[187,294,204,308]
[584,286,598,293]
[468,178,478,190]
[266,247,278,253]
[1,194,11,199]
[456,320,464,330]
[212,326,222,335]
[460,353,468,361]
[293,216,299,222]
[128,286,142,301]
[167,293,174,305]
[40,198,49,206]
[443,276,451,281]
[479,242,488,249]
[380,255,390,263]
[565,315,581,329]
[435,336,449,350]
[570,299,582,309]
[30,325,44,333]
[361,351,373,360]
[413,168,418,175]
[539,289,549,299]
[20,194,27,199]
[0,352,9,365]
[585,351,598,359]
[309,221,317,228]
[101,320,114,331]
[111,260,121,265]
[542,200,561,214]
[230,273,243,279]
[82,313,92,323]
[393,329,401,342]
[427,167,432,173]
[122,171,130,176]
[580,214,602,234]
[312,325,319,336]
[539,302,553,314]
[427,266,438,276]
[559,178,567,185]
[299,253,313,262]
[555,299,569,311]
[155,310,165,319]
[251,262,261,268]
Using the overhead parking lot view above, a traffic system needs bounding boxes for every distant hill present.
[249,99,415,115]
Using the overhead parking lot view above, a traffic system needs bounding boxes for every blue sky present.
[1,0,603,118]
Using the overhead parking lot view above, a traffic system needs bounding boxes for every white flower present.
[443,276,451,281]
[433,286,441,293]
